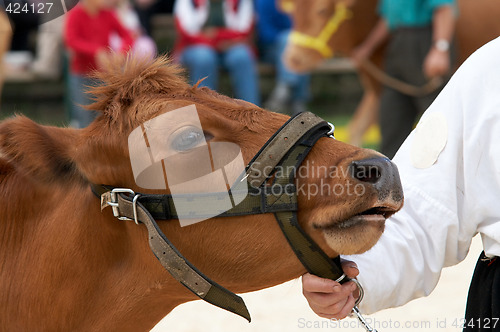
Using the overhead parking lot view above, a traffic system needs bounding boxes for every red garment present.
[174,0,254,54]
[174,20,250,52]
[65,4,134,74]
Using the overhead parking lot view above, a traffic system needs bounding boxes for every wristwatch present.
[434,39,450,52]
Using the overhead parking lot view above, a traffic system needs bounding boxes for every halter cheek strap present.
[92,184,252,320]
[289,2,353,58]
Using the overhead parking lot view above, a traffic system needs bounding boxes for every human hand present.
[351,44,373,68]
[302,259,360,320]
[95,49,113,70]
[423,48,451,79]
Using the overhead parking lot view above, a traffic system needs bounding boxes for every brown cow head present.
[284,0,379,72]
[0,56,402,330]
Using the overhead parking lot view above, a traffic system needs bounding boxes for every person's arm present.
[350,18,390,67]
[423,4,456,78]
[255,0,282,45]
[304,36,500,317]
[110,12,135,53]
[304,178,468,316]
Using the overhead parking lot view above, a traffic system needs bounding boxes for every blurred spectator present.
[351,0,456,158]
[174,0,260,105]
[0,10,13,99]
[32,16,64,79]
[32,0,154,80]
[2,1,38,78]
[111,0,157,60]
[4,0,39,52]
[256,0,310,115]
[64,0,134,128]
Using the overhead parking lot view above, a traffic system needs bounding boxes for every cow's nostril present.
[351,161,382,184]
[349,157,403,203]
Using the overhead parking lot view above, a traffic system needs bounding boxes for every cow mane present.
[85,54,284,134]
[87,55,188,127]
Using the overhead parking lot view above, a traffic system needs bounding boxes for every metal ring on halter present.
[327,122,335,138]
[333,274,364,307]
[334,273,346,283]
[350,278,364,307]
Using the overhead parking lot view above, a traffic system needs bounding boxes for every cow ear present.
[0,116,85,184]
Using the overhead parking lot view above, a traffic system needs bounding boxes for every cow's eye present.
[171,127,205,151]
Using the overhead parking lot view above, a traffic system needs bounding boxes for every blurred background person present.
[132,0,174,37]
[351,0,456,158]
[64,0,134,128]
[256,0,310,115]
[110,0,157,60]
[3,0,39,78]
[31,16,64,80]
[174,0,260,105]
[0,10,13,101]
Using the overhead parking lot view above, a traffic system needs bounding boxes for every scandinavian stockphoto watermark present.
[128,105,372,226]
[246,159,370,200]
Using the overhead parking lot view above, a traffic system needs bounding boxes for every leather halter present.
[289,2,352,58]
[91,112,353,322]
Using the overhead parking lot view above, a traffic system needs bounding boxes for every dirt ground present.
[153,236,483,332]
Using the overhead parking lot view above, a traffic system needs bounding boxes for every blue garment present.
[255,1,310,103]
[68,74,98,128]
[180,43,260,105]
[272,30,310,102]
[255,0,291,45]
[379,0,456,30]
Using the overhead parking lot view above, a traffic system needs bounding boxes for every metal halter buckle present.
[108,188,141,225]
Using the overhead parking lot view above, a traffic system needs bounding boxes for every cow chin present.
[321,220,385,255]
[283,44,324,73]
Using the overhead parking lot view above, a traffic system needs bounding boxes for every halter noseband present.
[288,2,352,58]
[91,112,355,322]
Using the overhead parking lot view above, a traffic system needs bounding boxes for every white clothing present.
[174,0,254,35]
[351,37,500,314]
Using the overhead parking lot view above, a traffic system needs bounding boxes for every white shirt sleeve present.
[349,36,500,314]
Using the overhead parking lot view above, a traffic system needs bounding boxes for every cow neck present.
[90,112,350,322]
